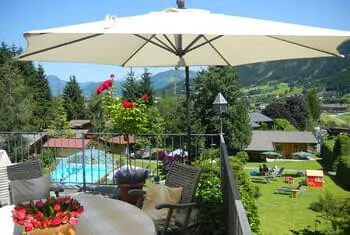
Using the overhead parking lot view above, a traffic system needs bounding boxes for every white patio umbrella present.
[17,2,350,162]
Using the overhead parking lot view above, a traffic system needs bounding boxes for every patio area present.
[0,131,252,235]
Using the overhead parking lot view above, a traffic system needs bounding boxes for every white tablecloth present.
[0,193,156,235]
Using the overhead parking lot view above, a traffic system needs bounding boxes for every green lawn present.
[336,113,350,124]
[248,161,350,234]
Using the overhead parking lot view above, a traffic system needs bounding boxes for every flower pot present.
[27,224,76,235]
[119,183,144,205]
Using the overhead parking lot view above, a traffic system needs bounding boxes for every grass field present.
[248,160,350,234]
[246,160,323,171]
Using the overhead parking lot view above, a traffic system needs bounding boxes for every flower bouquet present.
[11,196,84,234]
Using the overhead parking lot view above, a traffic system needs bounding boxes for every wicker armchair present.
[130,162,202,235]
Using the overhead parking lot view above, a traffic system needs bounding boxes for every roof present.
[306,170,324,177]
[69,120,91,129]
[249,112,273,127]
[43,138,91,149]
[245,131,318,151]
[108,135,135,144]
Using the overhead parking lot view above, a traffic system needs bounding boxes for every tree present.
[263,103,296,127]
[27,65,53,130]
[305,88,321,130]
[62,75,85,120]
[49,95,73,137]
[122,68,140,101]
[139,68,155,106]
[85,92,106,133]
[273,118,297,131]
[286,95,307,130]
[0,43,33,131]
[192,66,251,151]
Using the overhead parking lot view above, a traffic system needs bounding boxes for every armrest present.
[128,189,146,195]
[155,202,197,210]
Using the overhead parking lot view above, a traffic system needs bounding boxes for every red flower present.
[35,211,44,220]
[142,94,148,100]
[102,79,113,89]
[110,74,115,79]
[96,85,104,95]
[122,100,128,108]
[128,101,134,108]
[53,203,61,212]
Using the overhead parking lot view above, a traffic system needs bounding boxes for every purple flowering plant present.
[114,166,148,185]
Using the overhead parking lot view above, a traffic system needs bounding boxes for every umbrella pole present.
[185,66,191,164]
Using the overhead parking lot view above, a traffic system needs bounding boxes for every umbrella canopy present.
[261,151,282,157]
[291,151,314,158]
[18,8,350,66]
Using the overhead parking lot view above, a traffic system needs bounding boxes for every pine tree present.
[139,68,155,106]
[27,65,52,130]
[121,68,140,101]
[62,75,85,120]
[85,92,105,133]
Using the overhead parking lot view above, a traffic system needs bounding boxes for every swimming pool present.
[50,149,114,185]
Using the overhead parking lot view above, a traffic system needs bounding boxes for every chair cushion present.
[142,184,183,225]
[10,174,50,204]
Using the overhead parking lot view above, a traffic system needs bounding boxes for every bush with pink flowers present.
[11,196,84,233]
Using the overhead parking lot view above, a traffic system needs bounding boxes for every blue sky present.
[1,0,350,82]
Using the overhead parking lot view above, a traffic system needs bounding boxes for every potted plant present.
[114,166,149,204]
[11,196,84,235]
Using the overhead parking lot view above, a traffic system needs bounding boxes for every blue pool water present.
[50,150,114,185]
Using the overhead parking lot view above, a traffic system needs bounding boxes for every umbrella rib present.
[183,35,232,65]
[122,34,157,66]
[268,36,340,57]
[17,34,103,59]
[134,34,177,54]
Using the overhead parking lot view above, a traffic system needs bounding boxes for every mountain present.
[47,69,198,97]
[47,56,350,97]
[235,57,350,95]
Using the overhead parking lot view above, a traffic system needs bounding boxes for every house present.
[106,135,135,154]
[244,130,317,161]
[306,170,324,188]
[248,112,274,128]
[43,138,91,157]
[69,120,92,138]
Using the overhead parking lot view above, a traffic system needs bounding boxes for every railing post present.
[81,136,86,192]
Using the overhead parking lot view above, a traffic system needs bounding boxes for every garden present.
[248,160,350,234]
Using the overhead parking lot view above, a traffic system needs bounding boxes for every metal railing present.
[0,131,252,234]
[220,134,252,235]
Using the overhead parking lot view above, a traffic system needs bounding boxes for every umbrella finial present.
[177,0,185,9]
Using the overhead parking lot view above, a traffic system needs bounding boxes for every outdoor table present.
[0,193,156,235]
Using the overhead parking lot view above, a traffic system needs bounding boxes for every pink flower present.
[35,200,44,208]
[110,74,115,79]
[69,217,79,225]
[53,203,61,212]
[122,100,128,108]
[142,94,148,100]
[13,207,26,220]
[53,217,61,226]
[61,215,70,224]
